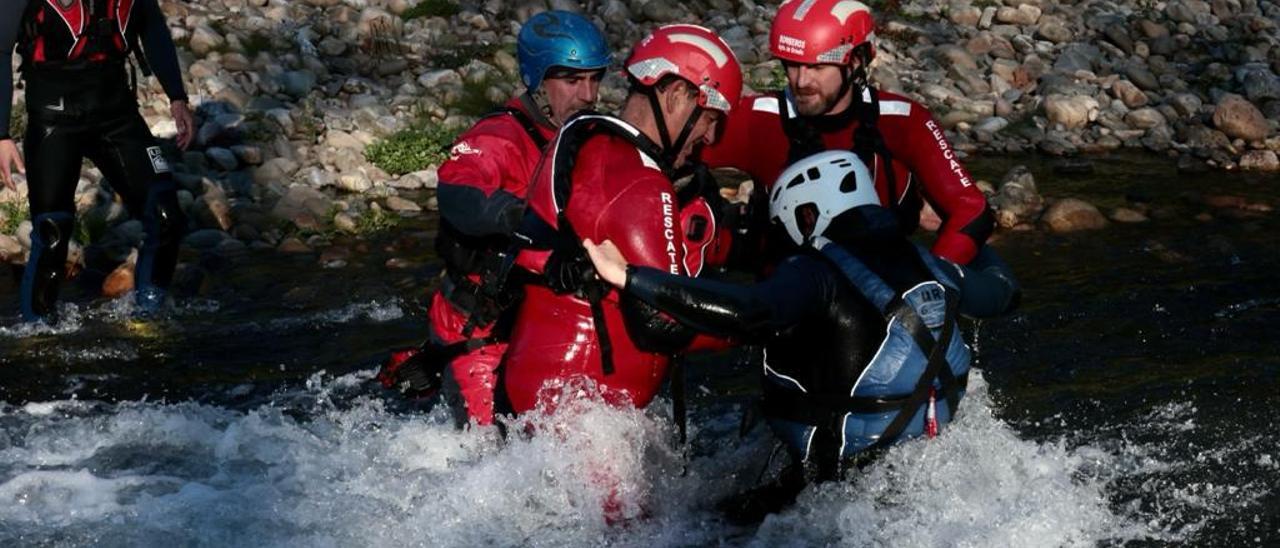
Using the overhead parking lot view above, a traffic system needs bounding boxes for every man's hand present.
[171,100,194,150]
[0,139,25,191]
[583,239,628,288]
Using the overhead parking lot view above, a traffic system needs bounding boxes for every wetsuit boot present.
[134,181,185,313]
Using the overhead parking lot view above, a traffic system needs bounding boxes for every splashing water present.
[0,370,1159,547]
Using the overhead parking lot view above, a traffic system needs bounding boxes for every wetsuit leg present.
[86,111,186,310]
[20,115,84,321]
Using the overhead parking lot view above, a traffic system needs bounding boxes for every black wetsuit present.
[625,236,1019,478]
[2,0,189,320]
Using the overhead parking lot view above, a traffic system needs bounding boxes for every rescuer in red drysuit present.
[378,11,611,426]
[500,24,744,416]
[700,0,994,265]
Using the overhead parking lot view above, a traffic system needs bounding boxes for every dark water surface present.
[1,152,1277,546]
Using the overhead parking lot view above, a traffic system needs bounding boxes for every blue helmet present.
[517,11,611,91]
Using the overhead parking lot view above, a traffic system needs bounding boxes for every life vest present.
[762,240,971,473]
[513,112,721,374]
[20,0,140,69]
[434,106,550,335]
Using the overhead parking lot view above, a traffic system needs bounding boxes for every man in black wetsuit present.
[1,0,192,322]
[585,150,1019,521]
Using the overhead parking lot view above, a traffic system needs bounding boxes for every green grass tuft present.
[355,206,402,235]
[402,0,460,21]
[364,123,459,176]
[0,200,27,235]
[8,100,25,139]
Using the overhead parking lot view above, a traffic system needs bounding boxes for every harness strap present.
[865,291,960,451]
[483,106,549,150]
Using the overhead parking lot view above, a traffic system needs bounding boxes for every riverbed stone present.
[1044,94,1098,130]
[1213,94,1271,142]
[1042,198,1108,233]
[1239,150,1280,171]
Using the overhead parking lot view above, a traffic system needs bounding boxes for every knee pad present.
[21,211,76,321]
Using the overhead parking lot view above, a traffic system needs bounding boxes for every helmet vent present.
[839,171,858,192]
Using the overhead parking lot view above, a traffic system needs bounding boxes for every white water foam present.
[0,296,222,339]
[0,372,1144,547]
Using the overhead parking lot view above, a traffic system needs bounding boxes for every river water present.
[0,153,1276,546]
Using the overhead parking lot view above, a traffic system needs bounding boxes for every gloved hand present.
[376,347,445,400]
[543,246,594,295]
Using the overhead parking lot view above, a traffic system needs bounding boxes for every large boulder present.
[1213,94,1271,142]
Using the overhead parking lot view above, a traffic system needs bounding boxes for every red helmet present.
[770,0,876,65]
[625,24,743,115]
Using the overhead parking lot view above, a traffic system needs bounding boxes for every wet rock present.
[1125,108,1167,129]
[333,212,358,233]
[1125,65,1160,91]
[281,70,318,98]
[1213,94,1270,142]
[385,196,421,212]
[949,4,981,27]
[1241,68,1280,102]
[188,26,226,56]
[641,0,682,22]
[1168,93,1204,117]
[1239,150,1280,171]
[1111,80,1149,108]
[1036,16,1073,44]
[1042,198,1108,233]
[102,262,135,299]
[989,165,1044,224]
[206,147,239,171]
[231,145,263,166]
[996,5,1041,26]
[1044,94,1098,130]
[1109,207,1149,223]
[184,229,230,249]
[272,185,333,225]
[0,234,21,262]
[277,237,313,254]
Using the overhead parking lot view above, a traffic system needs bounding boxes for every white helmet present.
[769,150,885,248]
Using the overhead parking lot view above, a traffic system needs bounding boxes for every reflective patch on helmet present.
[146,147,170,174]
[701,85,732,113]
[831,1,872,24]
[627,57,680,83]
[666,33,730,68]
[816,44,853,64]
[879,100,911,116]
[792,0,818,20]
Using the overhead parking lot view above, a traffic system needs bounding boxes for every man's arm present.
[436,131,531,237]
[1,0,29,189]
[893,104,994,265]
[137,0,192,150]
[622,254,826,339]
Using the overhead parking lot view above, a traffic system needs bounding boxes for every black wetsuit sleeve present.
[436,183,524,237]
[624,254,830,339]
[137,0,187,102]
[0,0,27,139]
[935,246,1021,318]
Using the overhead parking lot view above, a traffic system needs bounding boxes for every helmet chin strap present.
[524,89,560,127]
[643,82,705,168]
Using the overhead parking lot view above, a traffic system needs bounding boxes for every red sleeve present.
[889,104,992,264]
[436,121,538,198]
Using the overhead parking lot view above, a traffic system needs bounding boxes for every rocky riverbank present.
[1,0,1277,292]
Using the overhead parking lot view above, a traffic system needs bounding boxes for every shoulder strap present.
[484,105,549,150]
[852,88,904,210]
[778,90,825,165]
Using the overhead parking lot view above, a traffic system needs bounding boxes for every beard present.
[792,85,845,117]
